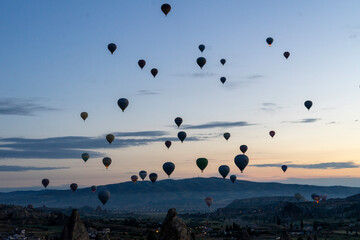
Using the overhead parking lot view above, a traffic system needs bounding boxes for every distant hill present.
[0,177,359,211]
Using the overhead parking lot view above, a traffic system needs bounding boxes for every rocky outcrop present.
[61,209,89,240]
[159,208,192,240]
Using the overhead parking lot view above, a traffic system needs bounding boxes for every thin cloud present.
[246,74,263,80]
[252,161,359,169]
[174,72,216,78]
[284,118,321,124]
[137,90,161,96]
[0,165,69,172]
[183,121,255,129]
[0,98,57,116]
[261,102,282,111]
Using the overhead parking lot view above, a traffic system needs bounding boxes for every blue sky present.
[1,0,360,190]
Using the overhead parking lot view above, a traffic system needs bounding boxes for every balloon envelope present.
[197,57,206,69]
[269,131,275,138]
[165,140,172,149]
[178,131,187,142]
[196,158,208,173]
[91,185,97,192]
[161,3,171,16]
[199,44,205,52]
[106,134,114,144]
[108,43,117,54]
[218,165,230,179]
[149,173,158,183]
[223,132,230,141]
[163,162,175,177]
[117,98,129,112]
[230,175,237,183]
[98,190,111,205]
[304,100,313,110]
[234,154,249,173]
[281,165,288,173]
[42,179,49,188]
[131,175,138,183]
[70,183,78,192]
[205,197,213,207]
[220,59,226,65]
[81,153,89,163]
[240,145,248,154]
[103,157,112,169]
[266,37,273,46]
[139,170,147,180]
[138,59,146,69]
[174,117,183,127]
[283,51,290,59]
[151,68,158,77]
[80,112,88,121]
[220,77,226,84]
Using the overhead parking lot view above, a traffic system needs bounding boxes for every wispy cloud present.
[261,102,282,112]
[137,90,161,96]
[0,98,57,116]
[284,118,321,124]
[183,121,255,129]
[0,165,69,172]
[174,72,216,78]
[252,161,359,169]
[246,74,263,80]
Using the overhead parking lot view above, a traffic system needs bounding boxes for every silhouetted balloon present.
[196,158,208,173]
[80,112,88,121]
[131,175,138,183]
[223,132,230,141]
[220,77,226,84]
[230,175,237,183]
[151,68,158,77]
[175,117,183,127]
[320,194,328,201]
[149,173,158,183]
[240,145,248,154]
[199,44,205,53]
[281,165,288,173]
[165,140,172,149]
[220,59,226,65]
[205,197,213,207]
[42,179,49,188]
[139,170,147,180]
[106,134,114,144]
[269,131,275,138]
[103,157,112,169]
[197,57,206,69]
[161,3,171,16]
[163,162,175,177]
[117,98,129,112]
[70,183,78,192]
[178,131,187,142]
[81,153,89,163]
[98,190,111,205]
[108,43,117,54]
[218,165,230,179]
[283,51,290,59]
[304,100,313,110]
[234,154,249,173]
[138,59,146,69]
[266,37,273,46]
[91,185,97,192]
[311,193,320,203]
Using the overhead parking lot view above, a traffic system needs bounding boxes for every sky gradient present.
[1,0,360,190]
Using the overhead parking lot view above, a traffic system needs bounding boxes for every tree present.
[300,219,304,230]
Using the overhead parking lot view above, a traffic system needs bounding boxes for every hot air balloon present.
[196,158,208,173]
[138,59,146,69]
[304,100,313,110]
[163,162,175,177]
[81,153,89,163]
[320,194,328,201]
[149,173,158,183]
[131,175,138,183]
[178,131,186,142]
[311,193,320,203]
[223,132,230,141]
[139,170,147,180]
[240,145,248,154]
[174,117,183,127]
[294,193,302,201]
[220,77,226,84]
[234,154,249,173]
[205,197,213,208]
[98,190,111,205]
[230,175,237,183]
[106,134,114,144]
[283,51,290,59]
[117,98,129,112]
[151,68,158,77]
[70,183,78,192]
[108,43,117,54]
[220,59,226,65]
[165,140,172,149]
[266,37,273,46]
[269,131,275,138]
[42,179,49,188]
[103,157,112,169]
[199,44,205,53]
[80,112,88,121]
[197,57,206,69]
[218,165,230,179]
[161,3,171,16]
[91,185,97,192]
[281,165,288,173]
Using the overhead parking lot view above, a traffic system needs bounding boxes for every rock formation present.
[60,209,89,240]
[159,208,192,240]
